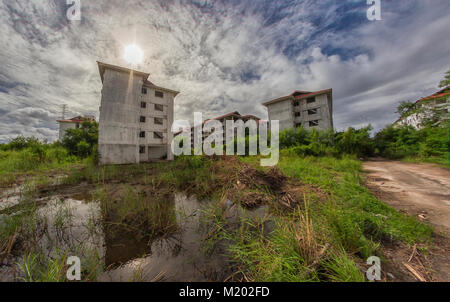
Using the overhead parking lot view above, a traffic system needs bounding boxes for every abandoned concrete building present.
[393,88,449,130]
[263,89,333,131]
[57,115,95,141]
[175,111,261,146]
[97,62,179,165]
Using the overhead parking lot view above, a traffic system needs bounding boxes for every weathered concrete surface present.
[98,63,177,164]
[265,91,333,132]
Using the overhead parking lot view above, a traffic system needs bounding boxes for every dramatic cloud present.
[0,0,449,143]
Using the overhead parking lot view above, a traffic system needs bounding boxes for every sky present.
[0,0,449,143]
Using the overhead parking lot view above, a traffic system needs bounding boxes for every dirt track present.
[364,160,450,281]
[363,159,450,234]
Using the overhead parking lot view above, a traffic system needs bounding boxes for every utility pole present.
[61,104,67,120]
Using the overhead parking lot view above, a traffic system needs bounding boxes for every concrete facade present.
[394,88,449,130]
[175,111,261,147]
[97,62,179,165]
[263,89,333,132]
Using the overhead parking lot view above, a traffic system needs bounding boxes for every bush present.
[279,125,374,158]
[62,120,98,158]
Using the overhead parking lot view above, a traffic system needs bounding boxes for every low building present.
[262,89,333,131]
[394,88,449,129]
[97,62,179,165]
[175,111,261,146]
[57,115,95,141]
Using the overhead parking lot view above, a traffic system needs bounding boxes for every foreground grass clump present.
[210,155,433,282]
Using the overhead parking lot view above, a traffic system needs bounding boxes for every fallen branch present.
[408,244,417,262]
[403,262,426,282]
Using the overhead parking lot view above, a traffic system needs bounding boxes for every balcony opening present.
[309,120,319,127]
[308,109,318,115]
[154,132,164,139]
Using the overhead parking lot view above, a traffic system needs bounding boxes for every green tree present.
[62,120,98,158]
[396,101,417,118]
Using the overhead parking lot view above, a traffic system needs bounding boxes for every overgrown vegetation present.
[0,120,99,187]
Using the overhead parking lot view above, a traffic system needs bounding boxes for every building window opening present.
[294,101,300,107]
[154,132,164,139]
[140,116,146,123]
[154,117,163,125]
[306,97,315,104]
[155,91,164,98]
[139,146,146,154]
[295,112,301,117]
[139,131,146,138]
[141,102,147,108]
[142,88,147,94]
[308,109,318,115]
[155,104,164,112]
[309,120,319,127]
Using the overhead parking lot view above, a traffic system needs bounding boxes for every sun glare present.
[124,44,143,66]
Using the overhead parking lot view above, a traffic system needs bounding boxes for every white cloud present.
[0,0,449,143]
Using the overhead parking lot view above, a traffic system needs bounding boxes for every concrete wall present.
[267,92,333,132]
[58,122,77,141]
[266,99,294,131]
[98,66,176,165]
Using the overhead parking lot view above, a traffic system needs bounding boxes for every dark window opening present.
[140,116,146,123]
[154,117,163,125]
[154,132,164,139]
[306,97,315,104]
[294,101,300,107]
[308,109,318,115]
[139,146,146,154]
[76,123,80,129]
[155,91,164,98]
[139,131,146,138]
[295,112,301,117]
[141,102,147,108]
[142,88,147,94]
[309,120,319,127]
[155,104,164,111]
[295,123,302,128]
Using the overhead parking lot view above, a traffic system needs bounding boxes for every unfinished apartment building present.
[263,89,333,131]
[176,111,261,146]
[97,62,179,165]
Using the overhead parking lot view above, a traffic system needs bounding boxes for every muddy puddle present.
[0,188,270,282]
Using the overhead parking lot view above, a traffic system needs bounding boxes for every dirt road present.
[364,159,450,281]
[364,159,450,234]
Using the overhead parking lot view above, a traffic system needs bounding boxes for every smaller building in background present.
[262,89,333,132]
[394,88,449,129]
[57,115,95,141]
[175,111,261,146]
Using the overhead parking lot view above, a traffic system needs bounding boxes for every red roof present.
[394,88,449,123]
[262,88,332,106]
[173,111,261,134]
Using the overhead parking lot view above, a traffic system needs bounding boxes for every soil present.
[363,159,450,281]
